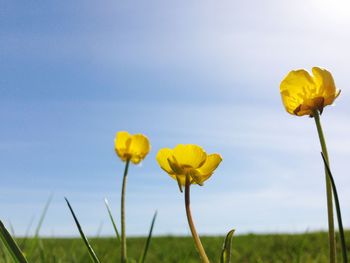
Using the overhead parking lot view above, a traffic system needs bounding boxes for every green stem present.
[314,110,336,263]
[121,159,130,263]
[321,153,348,263]
[185,176,210,263]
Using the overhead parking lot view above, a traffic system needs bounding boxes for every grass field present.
[1,232,349,263]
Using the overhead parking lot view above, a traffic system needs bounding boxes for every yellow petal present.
[173,144,207,169]
[114,131,132,161]
[128,134,151,164]
[196,154,222,183]
[187,169,204,186]
[156,148,175,174]
[156,144,222,188]
[312,67,339,106]
[280,67,340,116]
[280,69,316,116]
[156,149,188,185]
[115,131,131,149]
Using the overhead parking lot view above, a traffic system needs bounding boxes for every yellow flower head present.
[156,144,222,189]
[114,131,151,164]
[280,67,340,116]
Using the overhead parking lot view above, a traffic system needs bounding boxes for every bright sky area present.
[1,0,350,237]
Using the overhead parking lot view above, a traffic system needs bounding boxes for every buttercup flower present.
[156,144,222,187]
[114,131,151,263]
[280,67,340,116]
[114,131,151,164]
[157,144,222,263]
[280,66,343,263]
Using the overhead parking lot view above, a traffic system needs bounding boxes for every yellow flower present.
[280,67,340,116]
[114,131,151,164]
[156,144,222,187]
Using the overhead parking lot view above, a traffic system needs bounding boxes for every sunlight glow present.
[313,0,350,23]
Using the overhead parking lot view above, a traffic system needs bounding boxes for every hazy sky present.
[1,0,350,237]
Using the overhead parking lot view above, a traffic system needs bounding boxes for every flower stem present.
[184,176,210,263]
[321,153,348,263]
[313,110,336,263]
[121,159,130,263]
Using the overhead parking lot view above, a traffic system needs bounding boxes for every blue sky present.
[1,0,350,237]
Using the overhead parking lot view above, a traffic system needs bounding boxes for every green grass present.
[1,232,349,263]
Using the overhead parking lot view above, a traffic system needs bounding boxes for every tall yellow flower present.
[114,131,151,164]
[114,131,150,263]
[280,66,341,263]
[157,144,222,263]
[156,144,222,187]
[280,67,340,116]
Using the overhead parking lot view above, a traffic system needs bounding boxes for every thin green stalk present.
[0,220,28,263]
[121,159,130,263]
[19,216,34,248]
[34,193,53,237]
[321,153,348,263]
[184,176,210,263]
[9,222,15,237]
[65,198,101,263]
[28,193,53,258]
[138,211,157,263]
[95,221,103,238]
[104,198,121,242]
[313,110,336,263]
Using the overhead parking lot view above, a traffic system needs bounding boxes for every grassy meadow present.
[1,232,349,263]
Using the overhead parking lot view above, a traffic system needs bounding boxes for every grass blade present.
[19,216,35,249]
[8,222,15,237]
[321,153,348,263]
[34,193,53,237]
[0,220,28,263]
[27,193,53,258]
[95,221,104,238]
[220,229,235,263]
[65,197,101,263]
[104,198,120,242]
[38,239,46,262]
[139,211,157,263]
